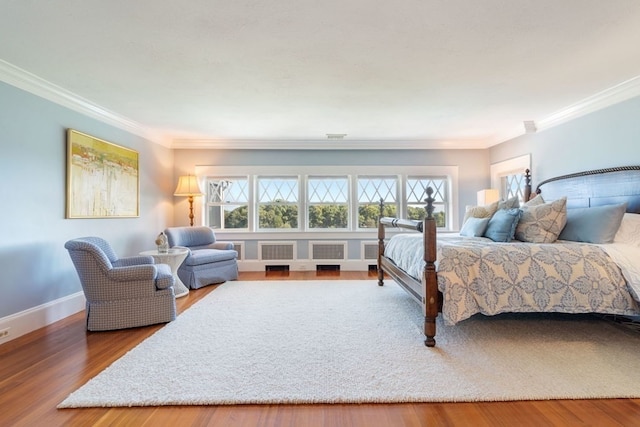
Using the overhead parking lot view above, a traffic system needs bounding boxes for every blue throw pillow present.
[484,208,523,242]
[460,217,490,237]
[558,203,627,243]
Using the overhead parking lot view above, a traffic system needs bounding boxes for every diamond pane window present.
[357,176,398,228]
[406,177,447,227]
[206,177,249,230]
[257,177,299,229]
[307,177,349,229]
[502,173,527,203]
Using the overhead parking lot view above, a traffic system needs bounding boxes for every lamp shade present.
[174,175,204,196]
[477,189,499,206]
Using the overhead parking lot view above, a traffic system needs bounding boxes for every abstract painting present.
[66,129,139,218]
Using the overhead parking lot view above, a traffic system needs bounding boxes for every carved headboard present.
[535,166,640,213]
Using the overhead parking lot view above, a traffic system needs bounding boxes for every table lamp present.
[174,175,204,226]
[477,189,499,206]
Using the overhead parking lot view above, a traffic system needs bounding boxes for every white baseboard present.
[0,292,86,345]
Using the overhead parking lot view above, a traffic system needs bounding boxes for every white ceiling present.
[2,0,640,149]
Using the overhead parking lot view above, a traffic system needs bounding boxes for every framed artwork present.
[66,129,139,218]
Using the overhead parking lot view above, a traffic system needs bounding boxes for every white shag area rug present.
[58,280,640,408]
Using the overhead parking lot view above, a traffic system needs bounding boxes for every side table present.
[140,248,190,298]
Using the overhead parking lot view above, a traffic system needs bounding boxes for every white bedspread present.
[600,243,640,302]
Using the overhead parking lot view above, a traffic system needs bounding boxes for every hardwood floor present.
[1,271,639,427]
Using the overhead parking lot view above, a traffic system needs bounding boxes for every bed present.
[377,166,640,347]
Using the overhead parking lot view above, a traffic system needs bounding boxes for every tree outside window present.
[205,172,452,231]
[257,177,299,229]
[206,177,249,229]
[307,176,349,229]
[357,176,398,228]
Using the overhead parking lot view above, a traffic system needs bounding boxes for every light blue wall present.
[5,77,637,321]
[490,95,640,186]
[174,148,492,227]
[0,82,174,319]
[174,148,492,264]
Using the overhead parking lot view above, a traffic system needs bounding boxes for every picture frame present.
[66,129,139,218]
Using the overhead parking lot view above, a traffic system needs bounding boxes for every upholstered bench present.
[164,226,238,289]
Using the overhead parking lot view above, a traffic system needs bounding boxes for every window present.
[501,173,528,204]
[406,177,447,227]
[257,176,299,230]
[200,165,458,232]
[307,176,349,229]
[206,177,249,230]
[490,154,531,204]
[357,176,398,228]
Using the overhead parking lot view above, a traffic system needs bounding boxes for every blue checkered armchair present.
[65,237,177,331]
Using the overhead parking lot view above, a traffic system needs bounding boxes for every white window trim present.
[206,176,251,231]
[196,165,459,232]
[490,154,531,197]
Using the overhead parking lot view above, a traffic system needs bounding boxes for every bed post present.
[524,169,532,201]
[423,187,438,347]
[377,198,385,286]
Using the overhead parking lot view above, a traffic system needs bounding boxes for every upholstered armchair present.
[65,237,177,331]
[164,226,238,289]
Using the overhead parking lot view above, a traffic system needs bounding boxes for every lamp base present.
[188,195,195,226]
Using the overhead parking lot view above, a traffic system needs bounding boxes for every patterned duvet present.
[384,233,640,325]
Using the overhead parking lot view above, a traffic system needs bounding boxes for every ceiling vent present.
[523,121,537,133]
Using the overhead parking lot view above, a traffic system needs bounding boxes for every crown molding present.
[3,59,639,151]
[535,75,640,132]
[0,60,170,147]
[478,75,640,148]
[170,138,491,150]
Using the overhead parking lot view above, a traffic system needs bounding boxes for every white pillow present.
[614,213,640,247]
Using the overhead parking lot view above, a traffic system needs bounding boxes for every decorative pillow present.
[460,217,490,237]
[462,200,499,225]
[515,197,567,243]
[614,213,640,247]
[498,196,520,210]
[559,203,627,244]
[484,208,522,242]
[524,194,545,207]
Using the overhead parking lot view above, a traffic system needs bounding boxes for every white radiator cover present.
[259,242,296,260]
[362,242,379,260]
[232,240,375,271]
[310,241,347,260]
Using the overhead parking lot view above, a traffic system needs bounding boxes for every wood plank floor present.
[1,271,640,426]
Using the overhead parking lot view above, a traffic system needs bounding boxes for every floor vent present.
[316,264,340,272]
[266,265,289,272]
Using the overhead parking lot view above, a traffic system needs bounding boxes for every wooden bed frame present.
[377,166,640,347]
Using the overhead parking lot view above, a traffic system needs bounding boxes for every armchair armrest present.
[108,265,158,281]
[154,264,174,290]
[209,241,235,250]
[114,256,154,267]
